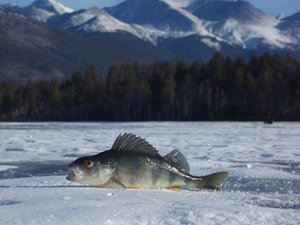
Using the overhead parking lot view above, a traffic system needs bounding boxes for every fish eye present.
[85,160,94,169]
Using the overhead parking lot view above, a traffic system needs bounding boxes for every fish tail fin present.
[194,171,229,191]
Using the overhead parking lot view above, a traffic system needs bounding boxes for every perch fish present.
[67,133,228,191]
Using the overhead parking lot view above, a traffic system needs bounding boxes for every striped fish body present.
[100,151,193,189]
[67,133,228,191]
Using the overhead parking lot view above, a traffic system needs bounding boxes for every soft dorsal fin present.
[111,133,160,156]
[164,149,190,173]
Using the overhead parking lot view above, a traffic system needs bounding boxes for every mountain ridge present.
[20,0,73,22]
[0,0,299,82]
[17,0,300,51]
[0,5,174,82]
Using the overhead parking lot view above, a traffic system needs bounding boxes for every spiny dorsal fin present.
[164,149,190,173]
[111,133,160,156]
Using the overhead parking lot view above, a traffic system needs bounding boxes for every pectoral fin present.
[165,186,182,192]
[101,176,126,189]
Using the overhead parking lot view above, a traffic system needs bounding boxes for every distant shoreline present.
[1,53,299,122]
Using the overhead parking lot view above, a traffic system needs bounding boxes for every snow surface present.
[0,122,299,225]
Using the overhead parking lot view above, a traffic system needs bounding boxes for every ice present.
[0,122,300,224]
[0,165,17,171]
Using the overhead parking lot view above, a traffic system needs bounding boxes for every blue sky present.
[0,0,299,17]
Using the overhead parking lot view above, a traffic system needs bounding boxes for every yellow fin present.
[127,186,143,189]
[165,186,182,192]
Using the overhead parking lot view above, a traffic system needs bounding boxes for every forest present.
[0,52,299,121]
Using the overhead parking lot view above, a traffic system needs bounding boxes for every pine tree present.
[49,78,61,108]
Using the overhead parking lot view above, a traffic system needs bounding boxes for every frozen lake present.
[0,122,299,225]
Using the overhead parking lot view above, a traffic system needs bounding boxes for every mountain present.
[20,0,73,22]
[186,0,294,49]
[277,11,300,48]
[187,0,271,23]
[156,34,243,61]
[18,0,300,54]
[106,0,294,49]
[106,0,195,32]
[47,7,155,43]
[105,0,213,37]
[105,0,298,53]
[105,0,226,57]
[1,0,300,82]
[0,6,174,82]
[284,11,300,21]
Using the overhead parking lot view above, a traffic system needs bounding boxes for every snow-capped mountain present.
[4,0,300,62]
[21,0,73,22]
[106,0,213,37]
[277,11,300,46]
[105,0,224,51]
[107,0,295,50]
[0,5,174,82]
[188,0,272,23]
[106,0,195,32]
[30,0,73,14]
[186,0,294,49]
[47,7,156,43]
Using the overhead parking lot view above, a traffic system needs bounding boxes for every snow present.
[78,12,134,33]
[160,0,293,49]
[0,165,16,171]
[201,38,221,50]
[34,0,73,14]
[78,12,152,42]
[24,0,73,22]
[247,23,296,48]
[0,122,300,225]
[203,17,296,49]
[21,0,298,50]
[26,8,55,22]
[50,0,73,14]
[56,7,156,43]
[163,0,216,38]
[161,0,195,8]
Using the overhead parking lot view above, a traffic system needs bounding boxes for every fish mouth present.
[66,167,81,181]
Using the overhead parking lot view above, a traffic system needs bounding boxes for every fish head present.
[66,156,116,186]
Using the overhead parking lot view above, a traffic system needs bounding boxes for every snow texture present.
[23,0,73,22]
[0,122,300,225]
[51,7,156,43]
[164,0,294,49]
[30,0,73,14]
[104,0,297,49]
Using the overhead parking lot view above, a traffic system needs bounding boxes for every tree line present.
[0,52,299,121]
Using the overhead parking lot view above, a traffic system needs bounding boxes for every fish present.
[66,133,228,191]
